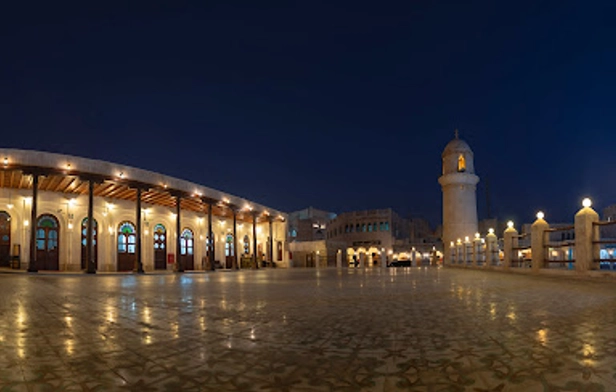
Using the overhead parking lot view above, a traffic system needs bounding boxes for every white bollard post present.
[575,198,599,272]
[532,212,549,273]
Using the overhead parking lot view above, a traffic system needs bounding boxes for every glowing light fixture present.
[507,221,514,229]
[536,211,545,220]
[582,198,592,208]
[488,228,494,234]
[475,232,480,239]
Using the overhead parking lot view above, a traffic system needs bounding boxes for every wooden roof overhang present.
[0,165,283,224]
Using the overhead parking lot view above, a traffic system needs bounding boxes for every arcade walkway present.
[0,268,614,391]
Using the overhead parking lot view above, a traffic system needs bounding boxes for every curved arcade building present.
[0,149,288,272]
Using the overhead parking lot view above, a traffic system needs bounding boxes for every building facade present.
[0,149,288,272]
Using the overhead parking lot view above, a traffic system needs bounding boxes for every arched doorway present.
[0,211,10,267]
[180,228,194,270]
[117,221,136,271]
[80,217,98,270]
[225,233,234,269]
[153,224,166,270]
[36,214,60,270]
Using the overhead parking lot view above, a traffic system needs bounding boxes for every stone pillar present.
[27,173,39,273]
[336,250,342,268]
[574,201,600,272]
[359,252,365,268]
[175,196,184,273]
[531,214,549,273]
[268,217,273,265]
[503,223,518,269]
[232,209,238,270]
[472,235,480,266]
[456,240,463,264]
[134,187,144,273]
[449,242,456,265]
[207,203,215,271]
[486,230,497,267]
[411,248,417,267]
[315,251,320,269]
[464,237,472,264]
[85,179,96,274]
[252,212,258,269]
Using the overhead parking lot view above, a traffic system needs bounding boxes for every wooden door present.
[0,211,10,267]
[225,234,234,268]
[80,218,97,269]
[180,228,194,270]
[117,222,136,271]
[36,214,59,270]
[153,224,166,270]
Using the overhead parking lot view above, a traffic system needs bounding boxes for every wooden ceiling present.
[0,169,280,224]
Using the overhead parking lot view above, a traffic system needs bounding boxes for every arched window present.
[368,223,373,232]
[180,228,194,255]
[225,234,234,256]
[118,222,136,254]
[372,222,378,232]
[457,154,466,172]
[243,235,250,254]
[37,214,60,270]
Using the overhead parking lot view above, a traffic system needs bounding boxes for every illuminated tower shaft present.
[438,132,479,264]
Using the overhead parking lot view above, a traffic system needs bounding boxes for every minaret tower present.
[438,130,480,264]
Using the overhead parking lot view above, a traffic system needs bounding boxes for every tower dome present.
[441,131,475,176]
[438,130,480,264]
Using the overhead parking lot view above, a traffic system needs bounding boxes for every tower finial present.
[454,129,459,139]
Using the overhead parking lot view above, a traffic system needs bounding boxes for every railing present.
[592,221,616,271]
[512,233,531,268]
[543,226,575,269]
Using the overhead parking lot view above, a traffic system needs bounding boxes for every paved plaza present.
[0,268,615,391]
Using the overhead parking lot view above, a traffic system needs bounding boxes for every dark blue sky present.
[1,1,615,227]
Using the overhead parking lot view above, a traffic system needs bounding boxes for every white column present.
[503,221,518,269]
[575,199,599,272]
[486,230,497,267]
[531,212,549,272]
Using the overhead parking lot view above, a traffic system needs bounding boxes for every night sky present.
[2,1,615,227]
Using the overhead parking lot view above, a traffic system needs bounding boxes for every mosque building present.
[0,149,288,272]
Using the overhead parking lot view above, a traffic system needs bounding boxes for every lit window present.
[457,154,466,172]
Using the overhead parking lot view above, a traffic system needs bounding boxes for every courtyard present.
[0,268,615,391]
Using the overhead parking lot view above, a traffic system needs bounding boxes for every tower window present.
[457,154,466,172]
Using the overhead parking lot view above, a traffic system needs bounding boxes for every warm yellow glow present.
[23,196,32,204]
[66,163,71,170]
[23,220,29,227]
[108,226,113,235]
[3,157,7,166]
[219,220,225,226]
[106,202,115,210]
[507,221,514,229]
[457,238,462,244]
[536,211,545,220]
[464,236,469,242]
[582,198,592,208]
[118,172,124,179]
[7,203,13,209]
[474,232,480,239]
[144,229,149,236]
[457,154,466,172]
[68,222,73,230]
[488,228,494,234]
[450,241,454,247]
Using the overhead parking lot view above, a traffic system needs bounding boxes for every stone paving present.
[0,267,615,392]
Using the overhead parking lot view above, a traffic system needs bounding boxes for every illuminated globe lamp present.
[582,198,592,208]
[507,221,514,229]
[536,211,545,220]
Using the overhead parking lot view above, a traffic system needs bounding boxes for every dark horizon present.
[2,1,615,228]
